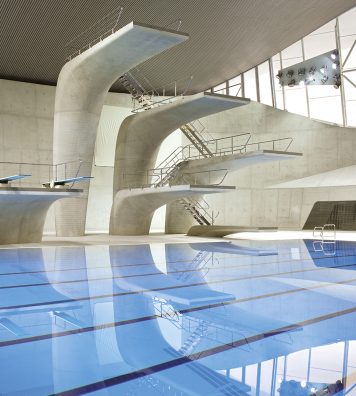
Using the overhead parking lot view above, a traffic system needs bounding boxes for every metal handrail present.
[179,169,229,186]
[157,132,253,171]
[131,76,194,113]
[120,168,228,189]
[243,137,293,152]
[65,6,124,61]
[181,196,219,225]
[0,159,92,188]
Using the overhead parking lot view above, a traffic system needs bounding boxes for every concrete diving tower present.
[53,21,189,237]
[110,92,249,235]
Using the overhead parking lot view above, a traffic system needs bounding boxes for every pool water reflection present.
[0,240,355,395]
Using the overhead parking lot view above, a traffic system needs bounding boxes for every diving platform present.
[0,187,82,244]
[110,184,235,235]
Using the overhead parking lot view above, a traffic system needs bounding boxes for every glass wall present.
[211,6,356,127]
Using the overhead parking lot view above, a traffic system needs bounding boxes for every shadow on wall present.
[303,201,356,230]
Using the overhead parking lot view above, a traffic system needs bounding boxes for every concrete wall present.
[2,78,356,233]
[0,79,56,232]
[0,79,133,234]
[190,101,356,229]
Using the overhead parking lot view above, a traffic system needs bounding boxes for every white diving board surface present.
[42,176,93,188]
[0,174,31,184]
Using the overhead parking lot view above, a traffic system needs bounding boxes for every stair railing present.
[130,76,194,113]
[178,168,228,186]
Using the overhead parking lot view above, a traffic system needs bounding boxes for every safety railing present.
[156,132,252,171]
[178,169,228,186]
[182,132,252,160]
[243,137,293,152]
[120,168,228,189]
[65,6,124,61]
[0,160,91,188]
[130,76,194,113]
[180,196,220,225]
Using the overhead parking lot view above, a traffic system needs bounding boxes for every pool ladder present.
[313,223,336,255]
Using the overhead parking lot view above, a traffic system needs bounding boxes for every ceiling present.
[0,0,355,94]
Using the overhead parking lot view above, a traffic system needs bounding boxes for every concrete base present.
[187,225,277,237]
[110,184,235,236]
[0,188,82,244]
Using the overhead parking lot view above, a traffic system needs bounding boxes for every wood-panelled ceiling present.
[0,0,355,94]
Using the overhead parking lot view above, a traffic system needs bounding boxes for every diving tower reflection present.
[1,242,355,394]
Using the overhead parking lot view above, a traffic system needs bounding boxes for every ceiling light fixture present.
[332,61,340,70]
[333,74,341,89]
[320,65,326,74]
[331,50,338,60]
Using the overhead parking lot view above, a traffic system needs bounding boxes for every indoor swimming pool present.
[0,239,355,395]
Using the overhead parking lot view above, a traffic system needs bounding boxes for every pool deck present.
[1,229,356,249]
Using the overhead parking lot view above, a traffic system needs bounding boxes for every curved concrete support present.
[109,245,245,393]
[110,184,234,235]
[53,22,188,237]
[0,188,82,244]
[165,150,302,234]
[112,93,249,193]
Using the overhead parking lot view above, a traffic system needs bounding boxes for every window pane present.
[213,82,227,95]
[339,7,356,37]
[304,30,336,59]
[341,36,356,70]
[228,75,242,96]
[284,85,308,116]
[309,96,343,124]
[258,61,273,106]
[272,54,284,110]
[243,68,257,101]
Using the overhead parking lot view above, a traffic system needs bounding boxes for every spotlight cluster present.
[276,49,341,89]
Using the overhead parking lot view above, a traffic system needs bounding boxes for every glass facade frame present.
[212,7,356,127]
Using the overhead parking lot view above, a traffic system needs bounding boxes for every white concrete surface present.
[0,188,82,244]
[270,164,356,189]
[53,22,189,237]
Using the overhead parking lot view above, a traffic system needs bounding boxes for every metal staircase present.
[178,320,209,355]
[119,72,214,156]
[120,71,295,228]
[178,197,218,226]
[179,122,213,158]
[175,250,213,283]
[118,72,154,110]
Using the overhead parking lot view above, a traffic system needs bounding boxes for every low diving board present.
[42,176,93,188]
[0,174,31,184]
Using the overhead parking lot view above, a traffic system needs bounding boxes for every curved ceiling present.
[0,0,355,94]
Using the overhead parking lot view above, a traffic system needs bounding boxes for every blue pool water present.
[0,239,355,395]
